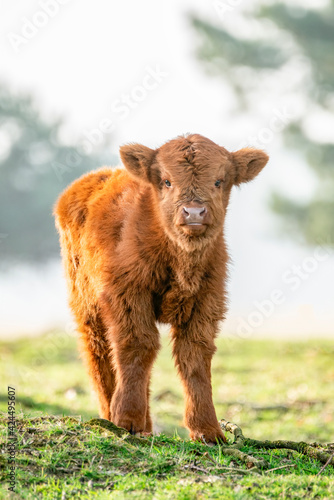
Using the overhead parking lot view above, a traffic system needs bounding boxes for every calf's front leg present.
[104,294,160,434]
[172,321,226,444]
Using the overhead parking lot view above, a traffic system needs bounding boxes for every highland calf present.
[54,134,268,444]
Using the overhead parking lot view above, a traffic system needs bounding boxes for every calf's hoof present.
[112,414,146,435]
[134,431,153,438]
[189,428,227,445]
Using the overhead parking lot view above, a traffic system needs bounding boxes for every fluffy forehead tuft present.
[156,134,230,173]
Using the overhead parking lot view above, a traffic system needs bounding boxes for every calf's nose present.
[183,205,207,223]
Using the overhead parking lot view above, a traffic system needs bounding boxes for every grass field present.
[0,331,333,498]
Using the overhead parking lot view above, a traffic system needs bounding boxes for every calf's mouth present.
[180,222,207,236]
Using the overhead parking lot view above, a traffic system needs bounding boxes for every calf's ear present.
[119,144,157,184]
[231,148,269,186]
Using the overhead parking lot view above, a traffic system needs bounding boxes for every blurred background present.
[1,0,333,440]
[1,0,333,339]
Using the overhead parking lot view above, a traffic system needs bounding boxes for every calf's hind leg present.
[79,325,116,421]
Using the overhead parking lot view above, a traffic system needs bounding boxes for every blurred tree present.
[191,2,334,245]
[0,84,116,264]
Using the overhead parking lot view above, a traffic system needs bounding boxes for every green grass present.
[0,332,333,498]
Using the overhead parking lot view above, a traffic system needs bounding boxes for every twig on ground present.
[219,419,334,470]
[184,464,210,474]
[265,464,296,473]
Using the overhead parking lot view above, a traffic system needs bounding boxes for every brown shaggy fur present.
[54,134,268,443]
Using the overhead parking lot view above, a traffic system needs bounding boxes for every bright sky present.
[0,0,333,337]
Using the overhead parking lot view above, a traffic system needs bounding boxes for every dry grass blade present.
[316,452,334,476]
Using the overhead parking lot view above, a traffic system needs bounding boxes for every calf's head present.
[120,134,268,252]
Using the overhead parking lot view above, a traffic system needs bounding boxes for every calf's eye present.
[215,180,221,187]
[164,179,172,187]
